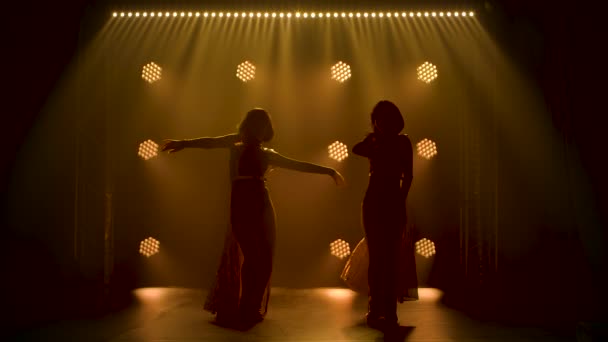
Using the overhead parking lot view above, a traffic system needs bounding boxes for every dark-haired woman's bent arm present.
[352,133,376,158]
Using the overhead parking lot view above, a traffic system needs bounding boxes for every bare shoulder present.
[398,134,411,143]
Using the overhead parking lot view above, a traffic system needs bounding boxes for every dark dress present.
[203,136,335,321]
[353,132,418,321]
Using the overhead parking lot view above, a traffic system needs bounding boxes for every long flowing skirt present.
[204,180,274,319]
[341,224,419,302]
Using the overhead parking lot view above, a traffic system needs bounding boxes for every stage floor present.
[12,287,573,341]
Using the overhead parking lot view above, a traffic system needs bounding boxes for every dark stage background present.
[2,0,607,335]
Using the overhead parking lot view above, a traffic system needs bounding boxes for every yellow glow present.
[416,139,438,160]
[418,288,443,302]
[331,61,352,83]
[134,288,167,302]
[318,288,356,301]
[330,239,351,259]
[139,237,160,257]
[138,139,160,159]
[108,8,478,21]
[328,141,349,162]
[236,61,256,82]
[417,61,438,84]
[141,62,162,84]
[415,238,436,258]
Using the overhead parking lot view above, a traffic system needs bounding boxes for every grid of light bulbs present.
[416,138,438,160]
[236,61,256,82]
[140,237,160,257]
[138,140,159,160]
[417,61,438,84]
[328,141,349,162]
[137,61,445,87]
[113,11,475,19]
[330,239,351,259]
[331,61,352,83]
[142,62,162,83]
[415,238,436,258]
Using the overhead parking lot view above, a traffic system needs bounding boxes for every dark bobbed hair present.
[238,108,274,144]
[371,100,404,135]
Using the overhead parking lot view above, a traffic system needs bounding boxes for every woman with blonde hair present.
[161,108,344,330]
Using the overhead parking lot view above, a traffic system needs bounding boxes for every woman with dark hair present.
[351,100,418,330]
[161,108,345,329]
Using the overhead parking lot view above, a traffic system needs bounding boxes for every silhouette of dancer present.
[161,108,345,329]
[352,100,417,331]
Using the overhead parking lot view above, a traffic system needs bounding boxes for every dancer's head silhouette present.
[371,100,404,136]
[238,108,274,144]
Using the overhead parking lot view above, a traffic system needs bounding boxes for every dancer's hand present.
[331,170,346,186]
[161,139,185,153]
